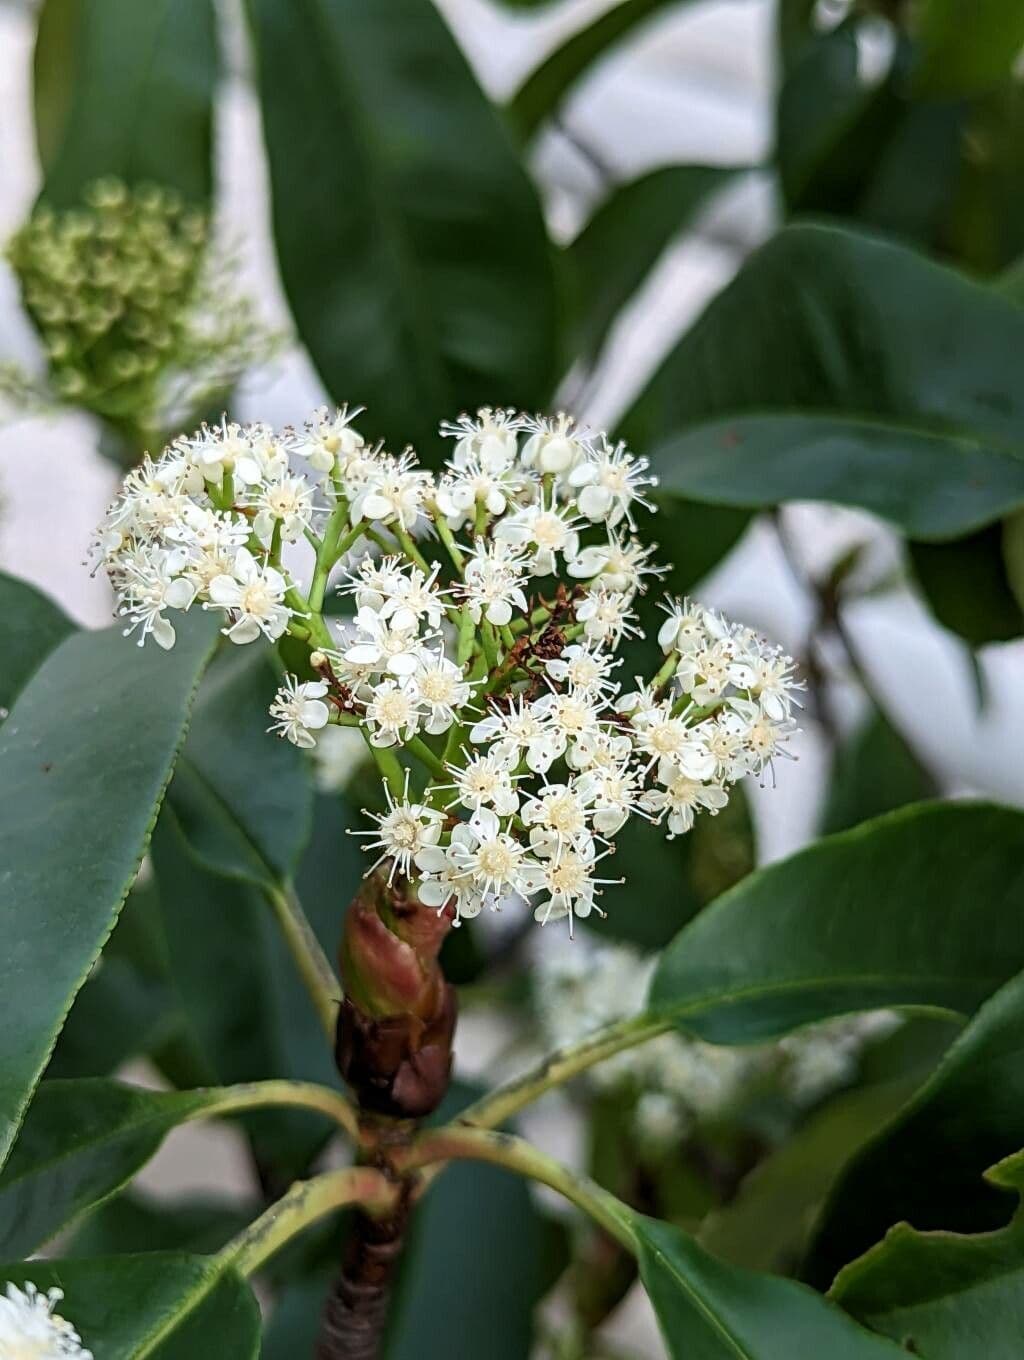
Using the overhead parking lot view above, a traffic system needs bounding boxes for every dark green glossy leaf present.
[569,165,747,364]
[509,0,682,141]
[625,225,1024,539]
[832,1151,1024,1357]
[594,784,756,951]
[820,709,937,835]
[0,1253,260,1358]
[649,802,1024,1044]
[912,0,1024,97]
[0,570,74,717]
[0,1079,237,1258]
[636,1215,905,1358]
[804,969,1024,1288]
[171,646,314,888]
[36,0,218,207]
[0,615,218,1171]
[910,528,1024,645]
[247,0,557,462]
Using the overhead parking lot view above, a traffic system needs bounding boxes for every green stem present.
[432,511,465,573]
[309,502,357,611]
[362,728,405,799]
[394,524,431,575]
[400,1128,636,1252]
[651,652,678,693]
[194,1078,359,1140]
[220,1167,397,1277]
[405,735,447,779]
[457,1014,673,1131]
[265,883,342,1044]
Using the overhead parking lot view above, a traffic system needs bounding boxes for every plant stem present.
[399,1127,636,1252]
[195,1078,359,1140]
[266,883,343,1043]
[456,1013,673,1131]
[220,1167,398,1277]
[361,729,405,799]
[404,734,446,779]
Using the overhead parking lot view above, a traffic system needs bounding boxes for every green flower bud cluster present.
[5,177,281,447]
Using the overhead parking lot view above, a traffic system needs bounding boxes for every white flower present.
[0,1281,92,1358]
[408,654,474,735]
[247,472,316,547]
[564,726,633,773]
[350,450,432,531]
[630,703,716,780]
[657,597,713,655]
[268,676,330,748]
[567,436,657,529]
[567,533,662,595]
[441,407,522,474]
[543,642,619,696]
[575,764,647,836]
[521,780,593,854]
[363,678,423,747]
[343,605,433,678]
[520,412,589,476]
[189,419,278,486]
[445,807,532,903]
[734,642,804,721]
[433,457,525,529]
[117,544,196,649]
[312,724,366,793]
[413,842,481,920]
[641,774,729,837]
[574,585,640,647]
[352,783,444,882]
[521,842,617,934]
[461,540,529,627]
[530,687,606,762]
[207,547,292,644]
[293,404,365,474]
[470,697,559,774]
[383,562,449,633]
[443,748,521,816]
[493,494,581,577]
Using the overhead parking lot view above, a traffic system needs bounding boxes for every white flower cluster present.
[0,1281,92,1358]
[95,404,800,935]
[534,939,901,1150]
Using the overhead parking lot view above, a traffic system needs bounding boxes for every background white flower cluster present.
[96,404,801,934]
[0,1281,92,1358]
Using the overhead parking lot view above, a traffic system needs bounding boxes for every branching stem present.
[265,883,343,1046]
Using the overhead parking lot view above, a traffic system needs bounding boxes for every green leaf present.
[832,1151,1024,1357]
[0,570,75,718]
[36,0,219,207]
[509,0,681,142]
[151,810,340,1177]
[625,225,1024,540]
[66,1191,253,1258]
[912,0,1024,97]
[0,615,218,1172]
[910,527,1024,645]
[0,1253,260,1358]
[1002,508,1024,613]
[820,709,937,835]
[171,646,314,889]
[804,968,1024,1289]
[699,1077,925,1274]
[0,1079,248,1258]
[635,1215,905,1358]
[648,801,1024,1044]
[594,783,756,950]
[569,166,748,365]
[247,0,557,462]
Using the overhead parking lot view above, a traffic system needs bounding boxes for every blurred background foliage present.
[3,0,1024,1355]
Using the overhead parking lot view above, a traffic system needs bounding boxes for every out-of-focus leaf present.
[912,0,1024,97]
[247,0,557,463]
[648,802,1024,1044]
[594,785,756,951]
[66,1191,252,1258]
[170,646,314,889]
[700,1077,922,1273]
[510,0,686,142]
[0,1078,297,1258]
[152,810,340,1178]
[0,616,217,1172]
[35,0,218,207]
[820,709,937,835]
[636,1216,905,1358]
[569,165,748,364]
[0,1254,260,1358]
[1004,508,1024,612]
[0,570,74,718]
[805,969,1024,1288]
[910,527,1024,645]
[625,225,1024,540]
[832,1150,1024,1357]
